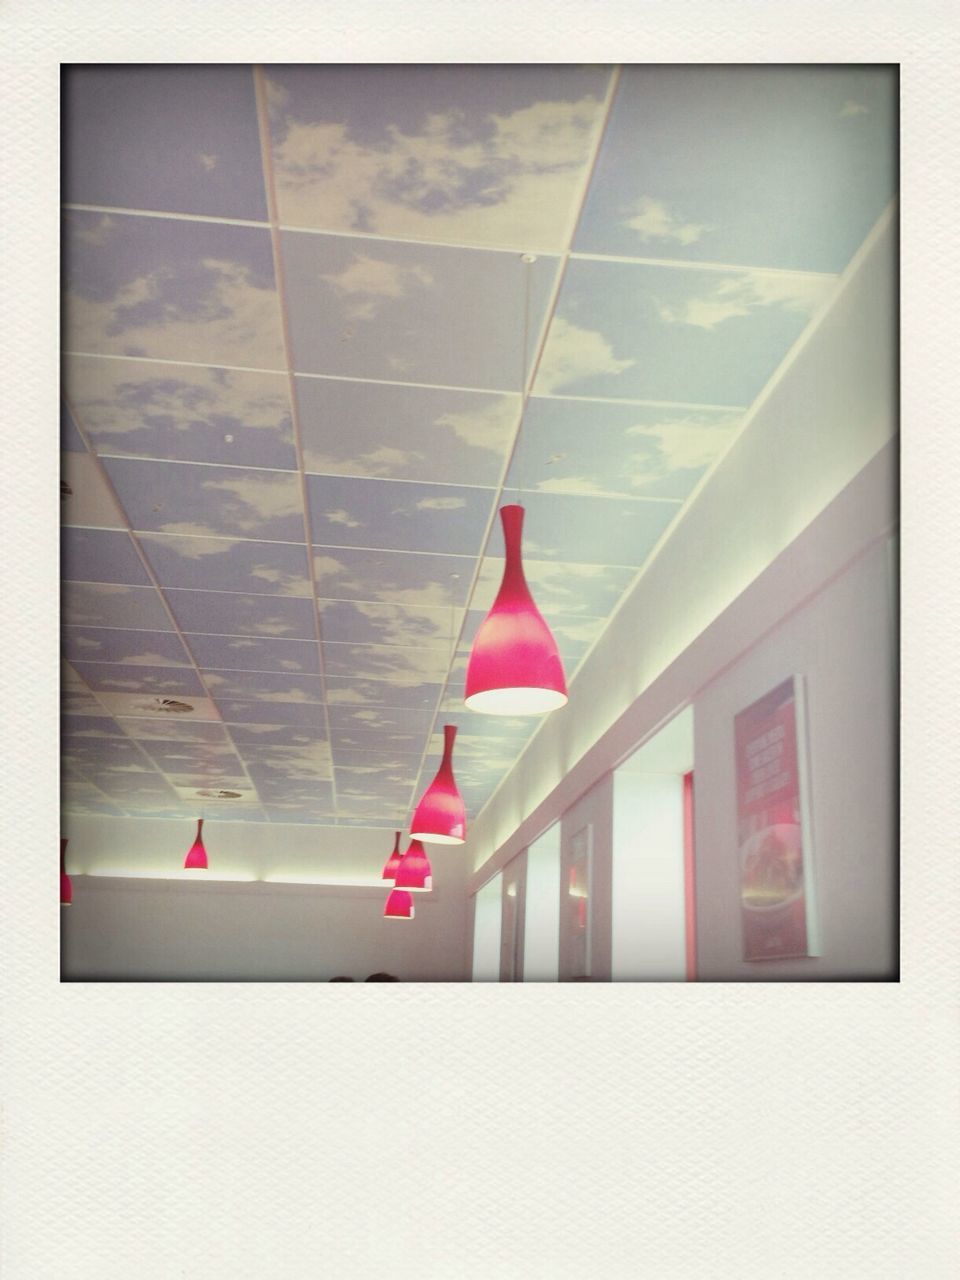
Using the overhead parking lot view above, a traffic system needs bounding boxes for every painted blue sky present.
[64,66,266,220]
[59,64,895,826]
[576,65,896,272]
[67,356,297,470]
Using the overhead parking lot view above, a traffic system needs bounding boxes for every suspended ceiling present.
[60,63,895,830]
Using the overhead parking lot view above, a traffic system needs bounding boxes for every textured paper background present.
[1,4,957,1276]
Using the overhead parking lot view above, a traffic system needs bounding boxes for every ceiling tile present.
[321,642,450,683]
[326,705,435,736]
[536,257,835,405]
[118,718,233,745]
[575,65,896,273]
[333,747,423,770]
[329,728,424,755]
[64,65,267,220]
[62,689,107,716]
[318,600,461,649]
[469,557,638,616]
[61,452,128,528]
[281,229,558,389]
[216,699,327,727]
[63,627,193,667]
[312,545,472,607]
[186,633,319,675]
[506,397,743,501]
[324,677,442,710]
[297,376,517,486]
[307,474,495,555]
[203,670,326,703]
[61,527,151,585]
[66,356,297,470]
[62,736,156,773]
[225,723,328,747]
[64,211,284,368]
[93,691,222,721]
[239,742,333,776]
[63,581,175,631]
[265,64,611,249]
[165,589,316,640]
[61,714,128,739]
[71,662,206,697]
[138,532,311,596]
[102,458,306,542]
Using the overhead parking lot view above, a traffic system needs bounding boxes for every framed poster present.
[734,676,819,961]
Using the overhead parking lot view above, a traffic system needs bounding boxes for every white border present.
[1,12,957,1278]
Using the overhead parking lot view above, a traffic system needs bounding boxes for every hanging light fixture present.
[384,888,414,920]
[381,830,403,882]
[464,255,567,716]
[409,725,466,844]
[183,818,208,870]
[394,838,433,893]
[60,837,73,907]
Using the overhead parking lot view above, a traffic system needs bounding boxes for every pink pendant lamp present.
[465,504,567,715]
[410,725,466,844]
[381,830,403,882]
[394,839,433,893]
[384,888,414,920]
[183,818,208,870]
[60,837,73,907]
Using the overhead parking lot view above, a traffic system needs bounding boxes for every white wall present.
[61,877,469,982]
[611,773,687,981]
[523,824,560,981]
[693,537,897,980]
[471,873,502,982]
[559,775,613,980]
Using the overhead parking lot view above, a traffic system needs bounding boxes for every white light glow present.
[464,687,568,715]
[408,831,464,845]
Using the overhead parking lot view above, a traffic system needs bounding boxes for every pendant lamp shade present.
[410,725,466,844]
[183,818,208,870]
[381,830,403,882]
[464,504,567,715]
[394,839,433,893]
[60,837,72,907]
[384,888,414,920]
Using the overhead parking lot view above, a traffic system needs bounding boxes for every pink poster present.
[735,677,816,961]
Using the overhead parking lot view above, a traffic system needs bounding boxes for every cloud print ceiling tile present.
[66,356,297,470]
[536,257,835,405]
[137,533,312,596]
[296,376,517,486]
[307,474,494,555]
[186,633,319,675]
[165,590,316,640]
[62,627,193,668]
[64,65,266,220]
[102,459,306,542]
[63,211,284,368]
[506,398,742,501]
[265,64,611,250]
[62,582,175,631]
[317,600,460,649]
[59,65,892,827]
[311,546,472,608]
[62,527,151,586]
[576,65,896,273]
[71,662,206,697]
[281,230,558,389]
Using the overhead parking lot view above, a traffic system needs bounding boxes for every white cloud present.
[532,475,609,497]
[840,101,869,117]
[121,652,190,667]
[325,509,362,529]
[303,443,426,480]
[268,91,604,250]
[656,271,836,331]
[65,256,286,370]
[247,564,312,596]
[435,394,518,453]
[142,534,238,561]
[73,215,117,247]
[73,635,103,650]
[414,496,466,511]
[624,414,741,473]
[320,254,434,322]
[625,197,712,246]
[198,153,219,171]
[536,317,635,393]
[199,473,303,533]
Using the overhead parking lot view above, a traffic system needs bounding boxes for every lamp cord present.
[514,256,533,505]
